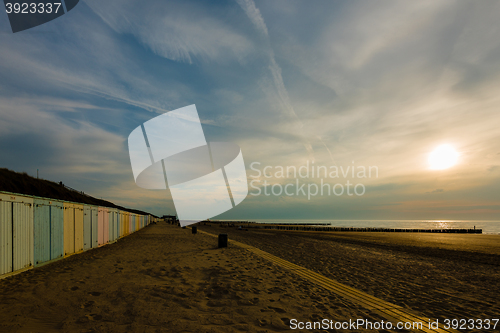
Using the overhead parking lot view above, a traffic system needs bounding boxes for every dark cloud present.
[426,189,444,194]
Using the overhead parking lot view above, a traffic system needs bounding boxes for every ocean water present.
[252,219,500,234]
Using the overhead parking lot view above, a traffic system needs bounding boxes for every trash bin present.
[218,234,228,248]
[192,226,197,234]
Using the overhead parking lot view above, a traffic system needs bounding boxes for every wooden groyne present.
[208,222,482,234]
[265,226,482,233]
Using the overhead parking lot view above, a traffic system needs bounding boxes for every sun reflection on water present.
[436,221,452,229]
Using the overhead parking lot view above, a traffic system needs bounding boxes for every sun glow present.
[428,144,459,170]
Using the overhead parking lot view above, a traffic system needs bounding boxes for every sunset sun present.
[428,144,459,170]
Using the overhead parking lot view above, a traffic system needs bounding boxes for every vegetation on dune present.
[0,168,154,216]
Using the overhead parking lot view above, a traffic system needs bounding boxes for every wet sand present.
[0,224,388,333]
[199,224,500,329]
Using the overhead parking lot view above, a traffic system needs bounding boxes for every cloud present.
[234,0,315,158]
[0,94,176,216]
[0,96,125,173]
[251,1,500,179]
[1,0,500,219]
[0,18,181,116]
[85,0,254,64]
[234,0,268,37]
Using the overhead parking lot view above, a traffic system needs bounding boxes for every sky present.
[0,0,499,220]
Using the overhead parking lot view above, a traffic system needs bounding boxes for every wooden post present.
[218,234,228,248]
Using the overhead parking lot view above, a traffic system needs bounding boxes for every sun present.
[428,144,459,170]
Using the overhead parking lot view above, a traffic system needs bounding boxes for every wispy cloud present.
[235,0,314,158]
[85,0,254,64]
[234,0,268,37]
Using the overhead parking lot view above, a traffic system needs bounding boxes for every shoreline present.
[207,219,500,234]
[209,222,483,234]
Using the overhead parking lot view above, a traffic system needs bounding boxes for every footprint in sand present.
[258,319,268,326]
[268,306,286,313]
[88,291,101,296]
[86,314,102,321]
[81,301,95,309]
[281,318,291,325]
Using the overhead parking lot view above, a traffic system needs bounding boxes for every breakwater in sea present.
[204,221,482,233]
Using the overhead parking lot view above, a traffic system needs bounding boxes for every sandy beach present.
[199,224,500,327]
[1,222,499,332]
[1,223,387,333]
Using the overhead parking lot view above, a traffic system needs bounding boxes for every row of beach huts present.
[0,191,158,279]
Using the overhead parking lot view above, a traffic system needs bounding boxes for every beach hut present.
[115,211,120,238]
[119,211,123,236]
[63,202,84,256]
[34,198,64,266]
[117,210,122,238]
[63,203,74,256]
[74,205,84,253]
[83,205,99,251]
[0,192,34,277]
[125,212,130,235]
[103,208,109,244]
[114,210,120,240]
[107,208,114,242]
[97,207,104,245]
[98,207,109,246]
[130,214,135,233]
[108,208,119,242]
[121,211,126,236]
[114,209,119,240]
[125,211,129,235]
[91,206,98,248]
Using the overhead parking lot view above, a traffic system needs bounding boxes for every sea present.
[251,219,500,234]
